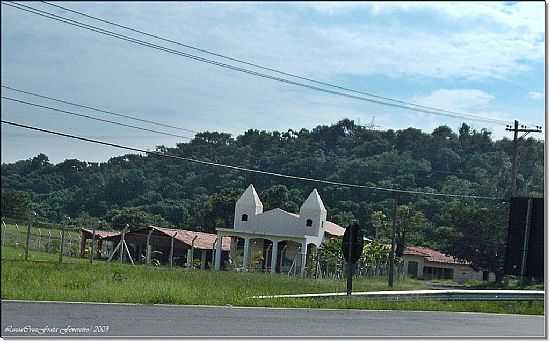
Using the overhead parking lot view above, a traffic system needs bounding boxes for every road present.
[1,300,545,337]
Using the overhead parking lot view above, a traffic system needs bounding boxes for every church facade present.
[214,184,345,275]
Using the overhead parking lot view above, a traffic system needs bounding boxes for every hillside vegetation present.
[1,119,544,279]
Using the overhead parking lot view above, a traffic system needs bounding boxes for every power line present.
[1,85,199,134]
[2,90,493,180]
[2,1,510,126]
[1,96,194,140]
[1,119,502,200]
[39,0,511,124]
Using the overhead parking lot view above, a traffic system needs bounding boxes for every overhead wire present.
[2,1,511,126]
[1,85,199,134]
[3,89,488,179]
[39,0,514,125]
[1,96,194,140]
[1,119,503,201]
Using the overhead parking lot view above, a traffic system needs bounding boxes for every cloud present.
[528,91,544,100]
[412,89,495,112]
[298,2,544,80]
[0,2,543,162]
[410,89,514,133]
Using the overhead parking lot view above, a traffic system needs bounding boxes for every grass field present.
[1,246,543,315]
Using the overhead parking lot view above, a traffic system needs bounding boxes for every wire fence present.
[2,218,407,283]
[313,257,406,282]
[1,219,81,257]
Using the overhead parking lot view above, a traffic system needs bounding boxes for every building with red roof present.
[402,246,495,283]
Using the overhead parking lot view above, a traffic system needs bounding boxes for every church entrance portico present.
[214,184,345,276]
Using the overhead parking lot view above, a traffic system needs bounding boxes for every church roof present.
[300,189,326,212]
[237,184,263,208]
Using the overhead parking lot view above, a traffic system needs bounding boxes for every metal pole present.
[520,198,533,287]
[47,230,51,253]
[347,225,353,296]
[388,194,399,288]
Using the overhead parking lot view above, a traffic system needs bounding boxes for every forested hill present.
[1,119,544,253]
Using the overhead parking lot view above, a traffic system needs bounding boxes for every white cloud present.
[410,89,514,135]
[412,89,495,112]
[0,2,543,162]
[528,91,544,100]
[297,2,544,79]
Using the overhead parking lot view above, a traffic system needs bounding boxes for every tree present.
[1,190,31,219]
[394,205,429,256]
[441,201,508,282]
[106,207,167,230]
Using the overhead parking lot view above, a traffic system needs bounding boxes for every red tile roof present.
[404,246,469,265]
[324,221,345,237]
[149,226,231,251]
[81,228,121,239]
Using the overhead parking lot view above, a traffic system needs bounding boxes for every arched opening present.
[249,238,271,272]
[306,219,313,227]
[241,214,248,222]
[277,240,300,274]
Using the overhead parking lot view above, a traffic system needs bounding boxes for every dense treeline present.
[1,119,544,277]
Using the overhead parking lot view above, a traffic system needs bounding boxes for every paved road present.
[1,300,545,337]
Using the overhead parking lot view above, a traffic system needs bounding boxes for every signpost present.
[341,221,364,296]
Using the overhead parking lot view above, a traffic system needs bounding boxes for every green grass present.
[464,279,544,291]
[1,245,91,264]
[1,246,543,315]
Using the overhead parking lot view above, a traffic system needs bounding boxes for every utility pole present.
[505,121,542,197]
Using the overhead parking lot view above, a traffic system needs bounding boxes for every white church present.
[214,184,345,276]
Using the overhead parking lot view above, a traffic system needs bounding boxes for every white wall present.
[403,255,496,284]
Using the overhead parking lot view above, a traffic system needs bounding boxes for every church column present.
[270,240,279,273]
[242,238,251,271]
[299,241,308,277]
[214,232,223,271]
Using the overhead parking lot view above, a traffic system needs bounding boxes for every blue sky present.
[1,1,545,163]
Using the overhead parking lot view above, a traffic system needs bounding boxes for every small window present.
[306,219,313,227]
[241,214,248,222]
[321,221,324,228]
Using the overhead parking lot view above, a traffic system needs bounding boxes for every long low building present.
[80,226,231,269]
[402,246,496,283]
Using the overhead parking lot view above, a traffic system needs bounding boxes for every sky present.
[1,1,546,164]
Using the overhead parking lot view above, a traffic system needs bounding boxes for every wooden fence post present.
[120,225,128,264]
[15,223,20,248]
[1,220,6,247]
[170,232,177,268]
[24,211,35,261]
[47,230,52,253]
[67,232,72,256]
[90,224,96,264]
[146,228,153,264]
[59,217,68,264]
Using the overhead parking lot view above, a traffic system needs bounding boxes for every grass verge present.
[1,246,543,315]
